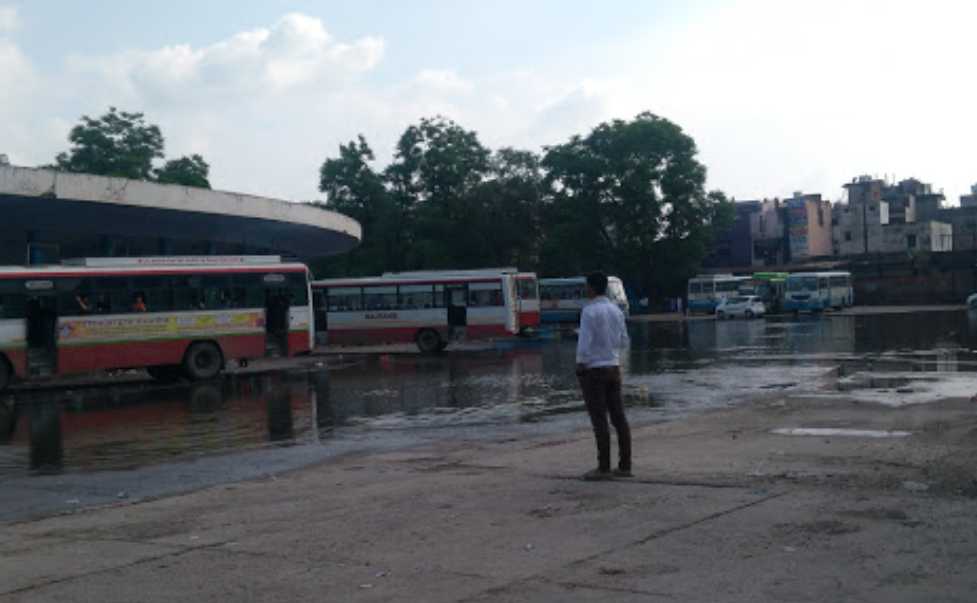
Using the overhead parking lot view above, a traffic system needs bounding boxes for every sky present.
[2,0,976,204]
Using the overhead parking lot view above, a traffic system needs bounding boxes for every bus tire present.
[416,329,443,354]
[183,342,224,381]
[0,355,10,391]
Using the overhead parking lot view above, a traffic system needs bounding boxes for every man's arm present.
[576,307,592,375]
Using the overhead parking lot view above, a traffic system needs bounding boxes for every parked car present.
[716,296,766,319]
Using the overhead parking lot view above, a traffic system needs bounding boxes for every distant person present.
[75,293,91,314]
[576,271,632,480]
[131,293,147,312]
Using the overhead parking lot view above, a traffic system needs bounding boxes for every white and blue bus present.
[539,276,629,323]
[783,271,854,313]
[687,275,751,314]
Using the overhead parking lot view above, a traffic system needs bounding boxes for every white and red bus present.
[313,271,533,353]
[0,256,313,389]
[379,268,540,334]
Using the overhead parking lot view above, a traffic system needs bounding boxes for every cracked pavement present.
[4,392,977,602]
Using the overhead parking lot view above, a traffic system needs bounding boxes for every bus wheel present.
[416,329,443,354]
[183,342,223,381]
[147,365,183,383]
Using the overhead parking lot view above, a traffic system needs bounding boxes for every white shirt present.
[576,296,630,368]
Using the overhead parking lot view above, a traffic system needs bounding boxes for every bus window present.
[0,279,25,319]
[130,275,174,312]
[469,282,503,307]
[286,273,309,305]
[399,284,434,309]
[517,279,538,301]
[93,277,130,313]
[363,286,397,310]
[689,282,702,294]
[328,287,363,312]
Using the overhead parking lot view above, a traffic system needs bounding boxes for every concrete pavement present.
[3,392,977,602]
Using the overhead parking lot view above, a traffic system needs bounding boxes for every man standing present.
[576,272,632,480]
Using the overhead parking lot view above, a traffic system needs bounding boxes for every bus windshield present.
[788,277,818,292]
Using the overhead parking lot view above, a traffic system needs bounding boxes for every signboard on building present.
[787,199,809,259]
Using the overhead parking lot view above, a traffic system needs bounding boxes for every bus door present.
[24,280,57,377]
[313,289,328,346]
[445,284,467,340]
[263,274,290,357]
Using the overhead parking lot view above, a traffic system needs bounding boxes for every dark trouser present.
[579,366,631,472]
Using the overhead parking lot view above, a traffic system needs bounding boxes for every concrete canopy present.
[0,166,361,260]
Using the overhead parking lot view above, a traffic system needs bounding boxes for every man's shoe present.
[582,468,613,481]
[613,468,634,478]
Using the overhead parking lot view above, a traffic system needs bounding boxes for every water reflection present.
[1,310,975,478]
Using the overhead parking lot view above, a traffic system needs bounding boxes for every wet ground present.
[3,309,977,521]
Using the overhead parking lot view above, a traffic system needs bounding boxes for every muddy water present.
[2,310,976,479]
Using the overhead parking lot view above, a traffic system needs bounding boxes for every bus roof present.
[0,261,308,279]
[61,255,282,267]
[688,274,749,282]
[381,268,520,278]
[752,272,789,280]
[540,276,623,285]
[313,274,505,287]
[786,271,851,278]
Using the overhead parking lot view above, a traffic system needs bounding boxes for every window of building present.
[907,234,917,249]
[844,231,852,242]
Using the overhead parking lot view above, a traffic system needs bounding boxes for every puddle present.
[2,309,976,478]
[772,428,912,438]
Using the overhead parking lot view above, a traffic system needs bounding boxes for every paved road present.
[4,389,977,601]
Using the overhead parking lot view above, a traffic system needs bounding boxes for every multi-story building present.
[834,176,952,254]
[784,192,832,260]
[960,184,977,209]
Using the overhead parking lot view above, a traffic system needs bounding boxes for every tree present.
[384,116,491,268]
[55,107,164,180]
[542,112,733,300]
[316,135,397,275]
[53,107,213,188]
[155,154,211,188]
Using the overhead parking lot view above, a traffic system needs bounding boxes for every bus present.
[312,272,526,353]
[783,271,854,313]
[687,274,751,314]
[380,268,540,333]
[0,256,313,390]
[738,272,788,313]
[538,276,629,323]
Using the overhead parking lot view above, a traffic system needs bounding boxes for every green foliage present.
[312,112,731,300]
[55,108,163,180]
[156,154,211,188]
[541,112,733,297]
[53,107,212,189]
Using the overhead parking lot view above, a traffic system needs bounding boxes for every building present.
[0,165,361,266]
[834,175,951,255]
[702,200,761,268]
[750,198,788,266]
[784,192,832,260]
[961,184,977,209]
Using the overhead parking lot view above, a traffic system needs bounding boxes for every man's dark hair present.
[586,271,608,295]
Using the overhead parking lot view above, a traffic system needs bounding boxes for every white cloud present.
[0,5,18,32]
[6,4,977,205]
[65,12,384,105]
